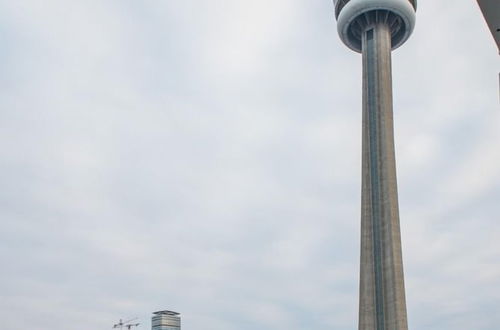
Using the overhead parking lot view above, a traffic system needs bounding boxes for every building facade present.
[477,0,500,52]
[152,311,181,330]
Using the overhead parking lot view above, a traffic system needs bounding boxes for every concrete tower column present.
[359,21,407,330]
[332,1,417,329]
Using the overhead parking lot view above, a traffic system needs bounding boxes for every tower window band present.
[334,0,417,19]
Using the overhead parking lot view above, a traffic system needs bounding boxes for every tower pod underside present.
[333,0,417,52]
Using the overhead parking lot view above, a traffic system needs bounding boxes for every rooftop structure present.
[152,310,180,330]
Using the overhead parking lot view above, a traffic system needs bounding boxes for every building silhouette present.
[477,0,500,52]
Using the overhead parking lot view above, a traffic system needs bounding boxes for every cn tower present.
[332,1,417,330]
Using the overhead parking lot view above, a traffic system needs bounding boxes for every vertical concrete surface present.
[359,22,408,330]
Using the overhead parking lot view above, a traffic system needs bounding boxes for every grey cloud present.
[0,0,498,330]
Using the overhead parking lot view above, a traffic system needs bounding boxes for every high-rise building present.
[477,0,500,53]
[332,1,417,329]
[151,311,181,330]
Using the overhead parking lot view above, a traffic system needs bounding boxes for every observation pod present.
[333,0,417,52]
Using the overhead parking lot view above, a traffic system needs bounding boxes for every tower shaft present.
[359,22,408,330]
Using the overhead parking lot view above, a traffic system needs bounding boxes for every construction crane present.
[113,317,139,330]
[124,323,140,330]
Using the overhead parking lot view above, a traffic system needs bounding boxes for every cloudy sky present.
[0,1,498,329]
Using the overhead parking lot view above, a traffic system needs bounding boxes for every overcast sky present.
[0,1,499,329]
